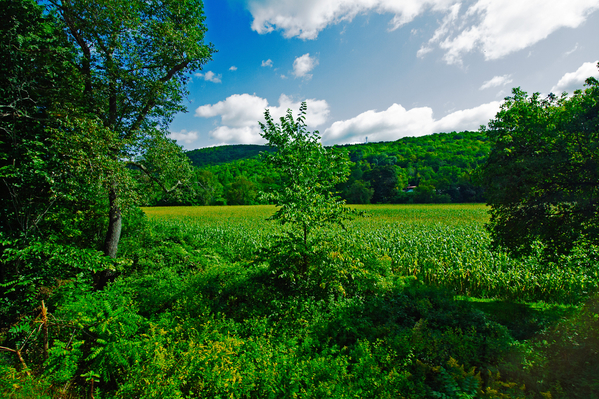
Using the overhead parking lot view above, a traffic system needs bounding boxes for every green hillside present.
[337,130,490,203]
[186,144,275,167]
[154,131,490,206]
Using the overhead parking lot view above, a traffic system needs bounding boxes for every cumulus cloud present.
[196,94,269,129]
[480,74,513,90]
[292,53,318,79]
[322,101,501,145]
[229,66,238,71]
[169,129,199,145]
[195,70,222,83]
[427,0,599,65]
[261,59,273,67]
[433,101,502,132]
[324,104,433,144]
[248,0,452,40]
[551,60,599,93]
[195,94,330,144]
[248,0,599,64]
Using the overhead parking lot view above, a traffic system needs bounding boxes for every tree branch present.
[0,347,30,375]
[54,0,93,98]
[126,60,190,136]
[127,161,183,193]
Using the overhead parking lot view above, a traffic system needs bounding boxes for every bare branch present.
[0,346,17,353]
[127,161,183,193]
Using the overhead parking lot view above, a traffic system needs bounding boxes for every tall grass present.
[142,204,599,303]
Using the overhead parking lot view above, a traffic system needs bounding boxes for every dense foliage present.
[2,1,599,397]
[3,205,597,398]
[187,144,276,168]
[0,0,104,240]
[0,0,212,371]
[481,72,599,258]
[1,0,213,316]
[339,131,489,204]
[1,0,214,274]
[152,130,490,206]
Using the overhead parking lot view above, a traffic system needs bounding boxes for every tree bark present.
[103,185,121,258]
[96,185,121,290]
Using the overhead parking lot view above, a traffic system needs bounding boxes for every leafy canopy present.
[0,0,214,321]
[480,68,599,257]
[49,0,215,257]
[259,102,356,242]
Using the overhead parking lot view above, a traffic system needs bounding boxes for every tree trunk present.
[96,186,121,290]
[103,185,121,258]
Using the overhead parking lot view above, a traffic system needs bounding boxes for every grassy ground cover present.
[4,204,597,398]
[120,203,597,398]
[143,204,599,304]
[141,203,593,340]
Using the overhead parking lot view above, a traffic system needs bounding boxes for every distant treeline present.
[146,131,490,206]
[186,144,276,168]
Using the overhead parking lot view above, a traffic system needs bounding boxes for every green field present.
[3,204,598,398]
[143,203,489,224]
[113,203,598,398]
[142,204,598,304]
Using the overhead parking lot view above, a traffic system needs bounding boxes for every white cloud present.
[434,101,502,132]
[551,61,599,93]
[195,70,222,83]
[195,94,330,144]
[430,0,599,65]
[324,104,433,144]
[169,129,199,145]
[248,0,599,64]
[210,126,264,144]
[480,74,513,90]
[418,2,461,59]
[262,59,273,67]
[293,53,318,79]
[322,101,501,145]
[229,66,238,71]
[416,46,433,58]
[248,0,452,40]
[496,89,508,98]
[565,43,579,56]
[196,94,269,128]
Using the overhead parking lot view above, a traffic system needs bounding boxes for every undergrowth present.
[1,205,598,398]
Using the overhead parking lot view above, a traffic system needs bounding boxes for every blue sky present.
[169,0,599,149]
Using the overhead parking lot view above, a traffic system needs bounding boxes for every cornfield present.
[143,204,599,303]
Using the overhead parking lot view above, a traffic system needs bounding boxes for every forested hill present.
[156,130,490,206]
[186,131,488,168]
[334,130,490,204]
[186,144,275,167]
[336,130,488,169]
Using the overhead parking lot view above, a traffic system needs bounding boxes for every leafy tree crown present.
[259,102,356,238]
[480,67,599,257]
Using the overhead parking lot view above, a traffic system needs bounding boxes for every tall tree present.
[1,0,120,321]
[0,0,106,240]
[480,71,599,257]
[365,164,402,203]
[44,0,215,257]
